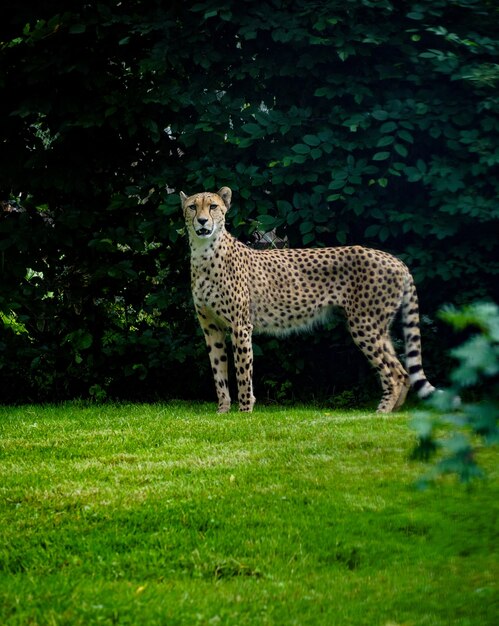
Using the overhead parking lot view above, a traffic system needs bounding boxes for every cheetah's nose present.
[198,217,208,226]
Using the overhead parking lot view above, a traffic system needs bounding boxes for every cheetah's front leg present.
[197,313,231,413]
[231,324,256,412]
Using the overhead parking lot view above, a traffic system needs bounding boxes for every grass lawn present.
[0,402,497,625]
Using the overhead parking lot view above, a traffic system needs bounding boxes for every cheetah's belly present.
[250,296,335,336]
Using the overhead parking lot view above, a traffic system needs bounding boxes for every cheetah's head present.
[180,187,232,241]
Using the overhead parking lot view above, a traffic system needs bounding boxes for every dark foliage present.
[0,1,498,402]
[411,302,498,483]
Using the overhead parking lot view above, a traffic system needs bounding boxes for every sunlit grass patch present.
[0,402,497,625]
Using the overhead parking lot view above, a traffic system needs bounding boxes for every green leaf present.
[292,154,307,164]
[292,144,310,155]
[416,159,427,173]
[365,224,380,237]
[329,179,346,190]
[394,143,408,157]
[373,151,390,161]
[66,330,93,351]
[336,230,347,244]
[317,130,333,141]
[380,121,397,133]
[405,167,422,182]
[303,134,321,146]
[379,226,390,241]
[300,221,315,234]
[242,123,262,137]
[397,130,414,143]
[376,135,395,147]
[69,24,86,34]
[276,200,292,213]
[257,214,279,229]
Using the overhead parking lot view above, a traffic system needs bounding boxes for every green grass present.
[0,402,497,626]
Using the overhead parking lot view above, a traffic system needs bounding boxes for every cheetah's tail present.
[401,274,436,400]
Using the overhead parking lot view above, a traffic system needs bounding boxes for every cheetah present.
[181,186,436,413]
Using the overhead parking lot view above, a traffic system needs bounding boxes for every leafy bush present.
[1,1,498,401]
[411,302,499,483]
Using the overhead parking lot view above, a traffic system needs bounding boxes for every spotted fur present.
[181,186,435,413]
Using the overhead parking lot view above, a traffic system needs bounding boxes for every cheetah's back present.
[247,245,408,335]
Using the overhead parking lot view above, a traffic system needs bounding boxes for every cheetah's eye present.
[209,204,218,210]
[187,204,196,211]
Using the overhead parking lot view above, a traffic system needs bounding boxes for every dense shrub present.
[411,302,498,483]
[0,1,497,402]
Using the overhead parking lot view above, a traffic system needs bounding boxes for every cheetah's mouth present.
[195,227,213,237]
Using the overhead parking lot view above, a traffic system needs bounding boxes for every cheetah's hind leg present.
[376,337,410,413]
[347,319,399,413]
[384,335,411,411]
[393,380,410,410]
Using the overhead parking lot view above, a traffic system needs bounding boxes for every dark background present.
[0,0,497,405]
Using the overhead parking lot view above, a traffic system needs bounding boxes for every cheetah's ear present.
[217,186,232,210]
[179,191,188,207]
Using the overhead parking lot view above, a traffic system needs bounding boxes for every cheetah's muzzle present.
[195,227,212,237]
